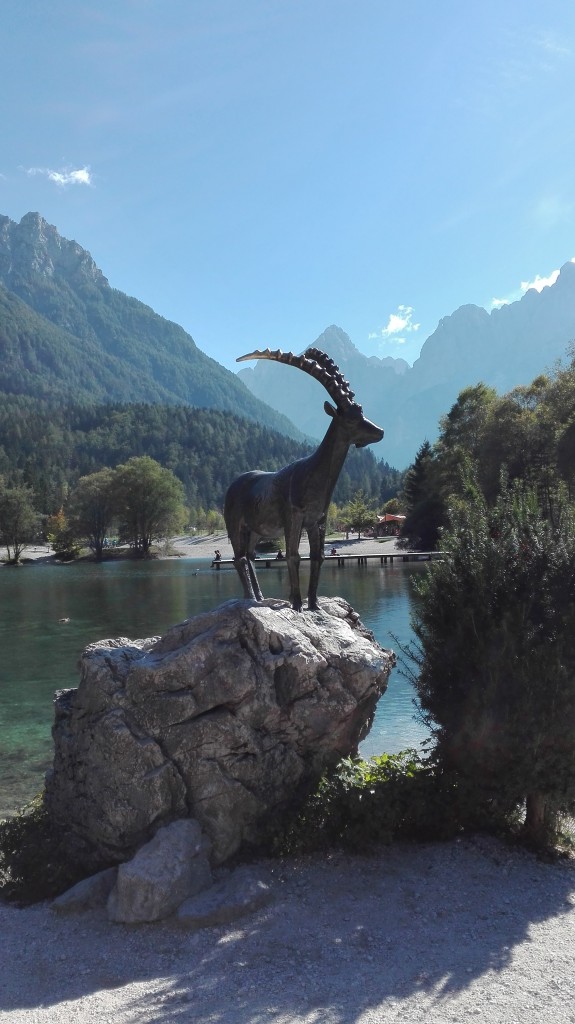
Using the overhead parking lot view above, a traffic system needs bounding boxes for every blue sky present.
[2,0,575,371]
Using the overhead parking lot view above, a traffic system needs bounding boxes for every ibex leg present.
[285,517,303,612]
[306,520,325,611]
[246,549,264,601]
[232,554,264,601]
[233,527,264,601]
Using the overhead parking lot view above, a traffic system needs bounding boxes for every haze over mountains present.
[1,212,574,471]
[240,265,575,467]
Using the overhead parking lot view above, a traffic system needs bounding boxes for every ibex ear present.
[324,401,337,417]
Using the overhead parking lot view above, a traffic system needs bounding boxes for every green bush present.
[411,481,575,848]
[0,795,86,905]
[268,750,462,856]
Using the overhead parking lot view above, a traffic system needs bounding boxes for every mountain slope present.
[0,213,303,439]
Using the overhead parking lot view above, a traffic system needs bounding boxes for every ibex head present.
[237,346,384,448]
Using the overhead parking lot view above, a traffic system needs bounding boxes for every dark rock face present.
[46,597,393,870]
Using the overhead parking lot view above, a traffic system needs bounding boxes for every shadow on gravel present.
[2,836,575,1021]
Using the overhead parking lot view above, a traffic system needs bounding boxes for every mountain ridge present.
[240,264,575,466]
[3,212,574,469]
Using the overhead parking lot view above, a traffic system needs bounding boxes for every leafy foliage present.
[0,795,87,905]
[0,396,394,515]
[267,750,455,855]
[113,455,187,555]
[399,440,445,550]
[400,357,575,550]
[68,468,116,559]
[411,482,575,846]
[0,481,39,562]
[340,490,378,538]
[46,507,80,561]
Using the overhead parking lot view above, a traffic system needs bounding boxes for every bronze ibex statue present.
[224,347,384,611]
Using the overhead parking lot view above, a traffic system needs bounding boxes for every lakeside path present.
[14,534,402,565]
[167,533,402,561]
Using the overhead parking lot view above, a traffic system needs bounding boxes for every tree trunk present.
[523,791,555,848]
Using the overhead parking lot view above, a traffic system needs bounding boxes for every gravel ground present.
[2,836,575,1023]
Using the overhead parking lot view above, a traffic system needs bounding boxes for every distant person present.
[211,549,222,567]
[276,549,284,560]
[330,546,338,556]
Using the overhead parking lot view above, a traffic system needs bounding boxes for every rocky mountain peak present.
[310,325,408,374]
[0,212,108,289]
[311,325,358,363]
[553,259,575,289]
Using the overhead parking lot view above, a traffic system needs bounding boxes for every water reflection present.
[0,558,429,815]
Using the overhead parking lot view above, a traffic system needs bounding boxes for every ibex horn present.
[236,348,356,409]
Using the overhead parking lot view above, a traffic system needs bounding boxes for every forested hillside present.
[0,214,402,520]
[0,397,400,515]
[0,213,303,440]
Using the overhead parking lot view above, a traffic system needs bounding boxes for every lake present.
[0,557,429,818]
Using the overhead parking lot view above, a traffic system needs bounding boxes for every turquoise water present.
[0,558,429,817]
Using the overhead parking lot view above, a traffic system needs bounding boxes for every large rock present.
[107,819,212,923]
[176,865,274,930]
[51,867,117,914]
[46,597,393,870]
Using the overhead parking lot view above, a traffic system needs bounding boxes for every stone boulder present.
[46,597,393,870]
[176,865,274,930]
[107,819,213,923]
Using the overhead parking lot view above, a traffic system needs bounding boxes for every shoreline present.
[168,532,401,561]
[4,533,401,566]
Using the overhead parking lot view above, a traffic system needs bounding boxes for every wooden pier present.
[211,551,441,570]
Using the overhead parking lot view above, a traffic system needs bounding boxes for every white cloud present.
[26,165,93,187]
[368,303,419,348]
[520,269,560,293]
[383,314,408,335]
[490,260,575,311]
[385,304,420,336]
